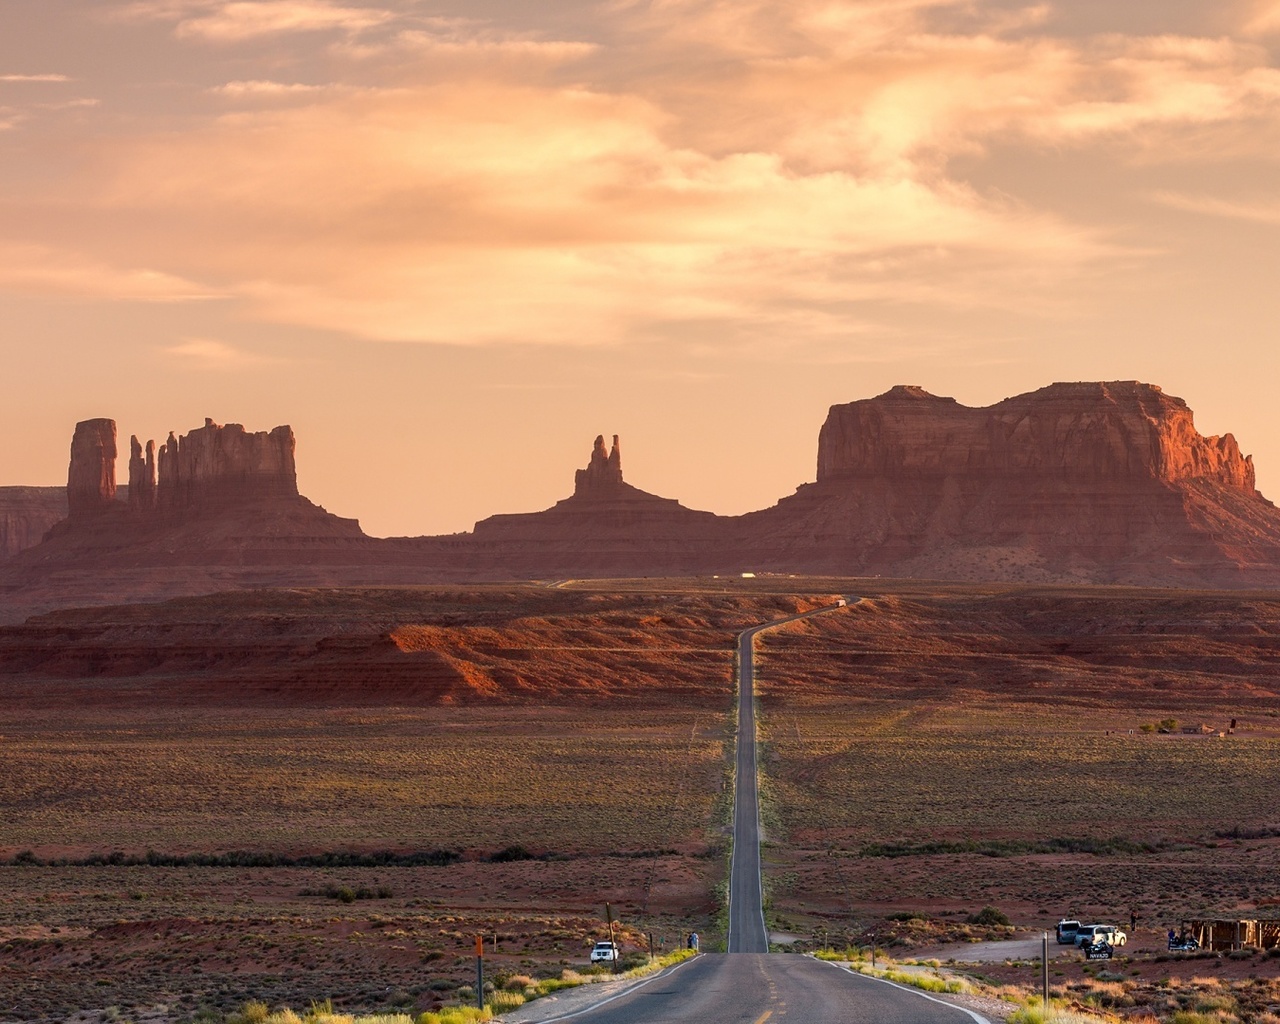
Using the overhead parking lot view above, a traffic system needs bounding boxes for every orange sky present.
[3,0,1279,536]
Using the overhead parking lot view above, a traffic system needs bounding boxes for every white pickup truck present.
[1075,925,1127,947]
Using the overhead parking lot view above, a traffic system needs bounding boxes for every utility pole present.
[1042,931,1050,1020]
[475,935,484,1011]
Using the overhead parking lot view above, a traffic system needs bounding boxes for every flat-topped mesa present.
[67,419,118,518]
[573,434,624,496]
[817,381,1256,492]
[151,418,299,511]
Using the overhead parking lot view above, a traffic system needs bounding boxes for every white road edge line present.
[811,956,992,1024]
[529,953,703,1023]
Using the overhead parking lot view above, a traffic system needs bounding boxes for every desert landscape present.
[3,574,1280,1022]
[7,2,1280,1020]
[3,385,1280,1022]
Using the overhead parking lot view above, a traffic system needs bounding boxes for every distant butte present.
[5,381,1280,620]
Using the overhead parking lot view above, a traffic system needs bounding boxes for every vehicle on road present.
[1075,925,1126,947]
[1083,940,1114,961]
[590,940,620,963]
[1056,919,1082,944]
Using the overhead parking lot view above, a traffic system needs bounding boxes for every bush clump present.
[968,906,1011,927]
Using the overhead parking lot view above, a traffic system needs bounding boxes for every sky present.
[2,0,1279,537]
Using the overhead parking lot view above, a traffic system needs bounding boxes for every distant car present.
[590,940,620,963]
[1075,925,1126,948]
[1056,920,1082,945]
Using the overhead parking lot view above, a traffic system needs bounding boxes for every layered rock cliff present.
[152,419,298,511]
[0,487,68,560]
[741,381,1280,584]
[1,417,366,618]
[816,382,1255,491]
[67,419,117,518]
[6,383,1280,621]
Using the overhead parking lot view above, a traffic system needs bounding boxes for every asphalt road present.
[528,597,987,1024]
[728,600,851,953]
[536,953,984,1024]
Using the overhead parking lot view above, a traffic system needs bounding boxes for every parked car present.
[590,940,620,963]
[1074,925,1126,947]
[1056,920,1082,945]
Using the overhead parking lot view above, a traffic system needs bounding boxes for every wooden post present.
[1042,931,1050,1021]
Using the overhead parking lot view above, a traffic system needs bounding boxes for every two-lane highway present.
[523,596,989,1024]
[728,600,851,953]
[536,950,986,1024]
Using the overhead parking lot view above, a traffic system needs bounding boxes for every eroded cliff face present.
[817,382,1256,492]
[8,385,1280,621]
[67,419,118,517]
[574,435,624,495]
[472,433,723,572]
[65,417,300,522]
[739,381,1277,584]
[150,418,298,510]
[0,488,68,559]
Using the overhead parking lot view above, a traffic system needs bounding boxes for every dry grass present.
[752,588,1280,946]
[0,707,724,854]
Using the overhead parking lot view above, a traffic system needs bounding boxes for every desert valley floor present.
[3,578,1280,1022]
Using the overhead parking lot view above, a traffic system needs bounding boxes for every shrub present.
[968,906,1011,927]
[486,991,525,1012]
[489,845,535,863]
[242,1002,270,1024]
[416,1009,491,1024]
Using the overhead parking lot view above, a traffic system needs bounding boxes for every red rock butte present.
[4,381,1280,618]
[816,383,1254,490]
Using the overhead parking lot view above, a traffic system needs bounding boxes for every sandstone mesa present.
[3,381,1280,619]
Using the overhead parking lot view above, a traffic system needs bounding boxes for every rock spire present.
[574,434,623,495]
[66,419,118,517]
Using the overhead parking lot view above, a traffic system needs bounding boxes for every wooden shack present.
[1180,918,1280,950]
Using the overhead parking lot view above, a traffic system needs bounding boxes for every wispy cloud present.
[0,245,220,301]
[116,1,394,41]
[1243,0,1280,36]
[1150,190,1280,225]
[178,2,392,41]
[0,73,72,83]
[163,337,279,367]
[211,79,327,97]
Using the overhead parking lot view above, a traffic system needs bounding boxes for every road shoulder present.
[499,955,702,1023]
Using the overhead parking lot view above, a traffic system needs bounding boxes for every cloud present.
[27,78,1099,345]
[0,74,72,83]
[6,0,1280,350]
[1243,1,1280,36]
[115,1,394,41]
[163,337,278,367]
[211,79,328,97]
[178,2,392,40]
[0,244,220,301]
[1150,190,1280,225]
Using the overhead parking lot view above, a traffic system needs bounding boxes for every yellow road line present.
[753,1012,773,1024]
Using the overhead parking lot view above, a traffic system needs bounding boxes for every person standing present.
[1130,909,1138,933]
